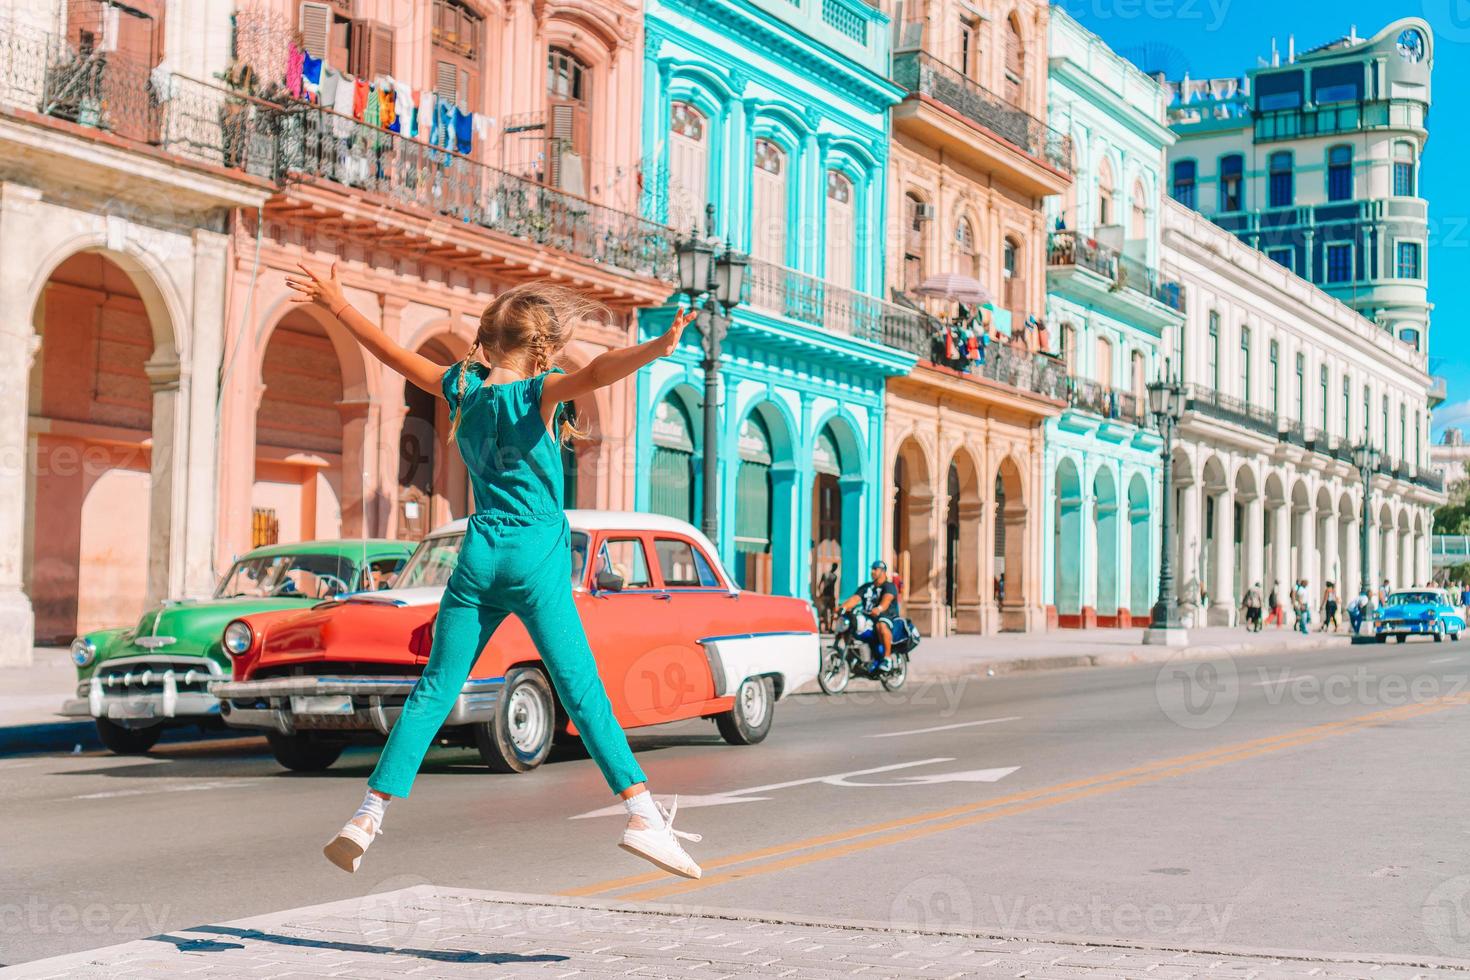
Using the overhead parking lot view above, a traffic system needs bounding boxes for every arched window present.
[1326,145,1353,202]
[1268,151,1293,208]
[751,138,788,265]
[1002,235,1021,313]
[546,47,590,190]
[955,214,979,279]
[668,101,709,233]
[1130,178,1148,241]
[1095,335,1113,388]
[825,170,856,289]
[1096,156,1114,227]
[1004,14,1024,105]
[1171,159,1196,209]
[903,191,927,290]
[1218,153,1243,212]
[1393,141,1416,197]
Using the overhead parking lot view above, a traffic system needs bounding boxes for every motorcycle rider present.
[837,560,902,671]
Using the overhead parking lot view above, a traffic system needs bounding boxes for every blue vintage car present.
[1373,589,1466,643]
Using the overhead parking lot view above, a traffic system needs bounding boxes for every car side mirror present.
[595,570,624,593]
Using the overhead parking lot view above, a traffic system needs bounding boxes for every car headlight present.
[222,621,254,657]
[70,637,96,667]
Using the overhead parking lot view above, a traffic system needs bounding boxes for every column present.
[1271,501,1291,601]
[1297,500,1316,598]
[183,229,226,597]
[1177,482,1199,623]
[142,356,183,609]
[0,183,40,663]
[1343,515,1361,601]
[1401,531,1415,587]
[1210,490,1236,625]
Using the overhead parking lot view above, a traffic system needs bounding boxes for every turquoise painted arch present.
[1093,465,1119,618]
[1054,456,1083,617]
[732,398,799,595]
[809,407,867,599]
[647,381,703,527]
[1127,472,1153,616]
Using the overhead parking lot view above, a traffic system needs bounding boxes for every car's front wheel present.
[475,667,555,773]
[266,731,345,771]
[717,675,775,746]
[95,719,162,755]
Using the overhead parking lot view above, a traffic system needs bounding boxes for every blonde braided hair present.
[447,282,607,444]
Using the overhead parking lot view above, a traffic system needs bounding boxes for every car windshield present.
[395,531,590,590]
[1389,592,1442,607]
[215,553,358,600]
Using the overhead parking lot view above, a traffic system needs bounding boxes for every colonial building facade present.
[1040,9,1179,628]
[1161,198,1442,626]
[881,0,1072,635]
[636,0,916,601]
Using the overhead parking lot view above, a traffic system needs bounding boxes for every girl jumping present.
[285,263,703,879]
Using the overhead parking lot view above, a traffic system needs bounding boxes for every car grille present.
[94,661,217,695]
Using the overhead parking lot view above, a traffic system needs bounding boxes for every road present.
[4,638,1470,967]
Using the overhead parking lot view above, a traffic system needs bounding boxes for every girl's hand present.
[656,306,699,357]
[286,262,348,316]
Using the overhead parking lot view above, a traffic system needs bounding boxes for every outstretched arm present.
[286,262,445,395]
[542,307,700,413]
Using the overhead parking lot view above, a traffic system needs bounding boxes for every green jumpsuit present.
[367,362,647,798]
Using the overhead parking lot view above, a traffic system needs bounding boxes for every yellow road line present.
[565,695,1467,901]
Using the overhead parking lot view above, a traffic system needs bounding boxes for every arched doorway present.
[1377,502,1394,591]
[397,337,468,539]
[734,412,774,592]
[892,437,934,632]
[1053,457,1083,623]
[1290,479,1311,587]
[1234,465,1259,603]
[1127,474,1151,619]
[649,387,699,524]
[1315,486,1336,596]
[1264,473,1287,596]
[946,449,982,631]
[27,252,174,640]
[1093,466,1119,624]
[811,416,863,598]
[253,310,354,547]
[1200,455,1230,622]
[995,455,1027,630]
[1337,493,1357,598]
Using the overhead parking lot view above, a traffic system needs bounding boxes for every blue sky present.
[1056,0,1466,439]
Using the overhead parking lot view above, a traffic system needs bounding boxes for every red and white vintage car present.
[210,511,819,774]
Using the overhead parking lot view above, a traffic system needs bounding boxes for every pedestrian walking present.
[1292,578,1311,634]
[1459,581,1470,624]
[1378,579,1391,608]
[1242,583,1264,632]
[286,264,705,880]
[1320,582,1339,632]
[816,562,838,633]
[1348,589,1371,636]
[1267,582,1284,629]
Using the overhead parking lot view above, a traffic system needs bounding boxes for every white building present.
[1430,429,1470,498]
[1161,198,1442,625]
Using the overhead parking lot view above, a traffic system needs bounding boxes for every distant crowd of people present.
[1236,578,1470,636]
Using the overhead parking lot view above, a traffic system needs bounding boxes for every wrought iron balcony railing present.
[0,28,281,179]
[1047,231,1187,314]
[892,50,1073,176]
[1067,377,1146,425]
[1187,385,1291,440]
[743,257,929,353]
[279,104,677,282]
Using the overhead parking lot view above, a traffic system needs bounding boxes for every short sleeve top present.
[442,362,567,519]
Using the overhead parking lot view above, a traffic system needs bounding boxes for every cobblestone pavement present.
[6,887,1470,979]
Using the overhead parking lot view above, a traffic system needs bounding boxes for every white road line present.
[73,779,258,800]
[1429,656,1459,664]
[866,716,1021,739]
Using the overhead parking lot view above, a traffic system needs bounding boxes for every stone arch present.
[1053,455,1084,621]
[1127,472,1152,618]
[1199,455,1230,620]
[648,381,703,526]
[391,329,472,538]
[892,434,935,631]
[1093,463,1120,623]
[732,399,798,595]
[995,453,1029,630]
[944,446,984,632]
[811,411,866,596]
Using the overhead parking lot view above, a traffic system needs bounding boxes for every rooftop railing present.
[1047,231,1187,313]
[891,50,1073,176]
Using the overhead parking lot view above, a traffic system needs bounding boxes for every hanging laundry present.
[944,326,957,361]
[352,77,369,121]
[302,52,322,100]
[453,105,472,155]
[331,71,356,137]
[286,43,305,100]
[363,83,381,128]
[419,91,437,142]
[405,89,421,138]
[472,113,491,141]
[381,84,398,132]
[318,66,340,108]
[432,99,454,150]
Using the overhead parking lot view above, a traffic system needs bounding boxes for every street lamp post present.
[674,204,747,546]
[1352,442,1381,604]
[1143,360,1189,646]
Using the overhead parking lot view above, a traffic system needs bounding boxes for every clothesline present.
[284,42,494,157]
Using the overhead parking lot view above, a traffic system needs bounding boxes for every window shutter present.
[299,1,331,59]
[434,60,458,101]
[371,24,394,79]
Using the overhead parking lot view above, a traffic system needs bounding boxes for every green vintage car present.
[61,539,414,755]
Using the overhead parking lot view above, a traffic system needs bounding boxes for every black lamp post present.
[1143,359,1189,645]
[1352,441,1381,603]
[673,204,746,545]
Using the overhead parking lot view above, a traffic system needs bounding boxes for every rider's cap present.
[870,560,887,571]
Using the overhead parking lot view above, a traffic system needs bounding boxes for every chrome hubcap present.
[506,685,549,753]
[739,678,769,725]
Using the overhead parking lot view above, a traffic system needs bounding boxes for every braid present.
[446,341,480,443]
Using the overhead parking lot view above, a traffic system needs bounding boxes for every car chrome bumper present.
[209,675,504,736]
[61,665,224,722]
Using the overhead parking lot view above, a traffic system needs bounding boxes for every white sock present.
[355,789,390,829]
[623,790,662,826]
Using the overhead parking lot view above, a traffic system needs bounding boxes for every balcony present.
[1429,375,1448,408]
[890,50,1072,197]
[1046,231,1187,330]
[742,257,927,357]
[1185,385,1282,440]
[1253,98,1427,143]
[271,103,676,302]
[1066,377,1147,426]
[0,29,277,208]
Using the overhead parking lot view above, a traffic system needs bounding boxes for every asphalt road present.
[5,638,1470,966]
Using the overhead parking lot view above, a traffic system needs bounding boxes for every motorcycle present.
[818,608,921,694]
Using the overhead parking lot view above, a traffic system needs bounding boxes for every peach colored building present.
[0,0,669,661]
[881,0,1072,635]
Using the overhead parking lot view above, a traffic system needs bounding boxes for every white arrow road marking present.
[570,758,957,819]
[1429,656,1458,664]
[887,766,1021,785]
[866,716,1021,738]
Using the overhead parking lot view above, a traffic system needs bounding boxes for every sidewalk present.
[0,646,76,729]
[5,886,1468,978]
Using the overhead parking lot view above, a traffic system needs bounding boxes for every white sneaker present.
[619,796,703,879]
[323,814,381,874]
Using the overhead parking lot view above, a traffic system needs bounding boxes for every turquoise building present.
[1041,9,1184,627]
[636,0,919,599]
